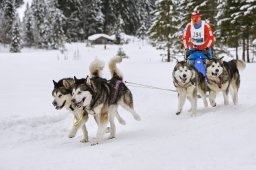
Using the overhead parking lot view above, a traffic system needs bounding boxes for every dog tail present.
[236,59,246,71]
[109,56,123,79]
[89,58,105,78]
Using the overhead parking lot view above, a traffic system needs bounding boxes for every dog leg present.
[176,92,186,115]
[230,83,238,105]
[69,114,88,139]
[191,96,197,116]
[120,101,141,121]
[187,96,192,112]
[198,89,208,108]
[92,107,108,145]
[116,111,126,125]
[108,105,118,139]
[81,125,89,143]
[209,91,217,107]
[223,90,229,105]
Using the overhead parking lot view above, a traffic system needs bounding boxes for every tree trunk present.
[247,37,250,63]
[242,38,245,62]
[167,47,170,62]
[236,41,238,60]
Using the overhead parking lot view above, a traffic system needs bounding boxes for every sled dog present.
[172,60,208,115]
[206,57,246,106]
[52,78,89,142]
[72,56,141,145]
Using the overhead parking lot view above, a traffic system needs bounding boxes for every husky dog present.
[72,56,141,145]
[172,61,208,115]
[206,57,246,106]
[52,78,89,142]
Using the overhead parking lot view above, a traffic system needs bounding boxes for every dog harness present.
[111,80,123,104]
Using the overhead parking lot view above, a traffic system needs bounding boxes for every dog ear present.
[53,80,57,87]
[63,80,71,89]
[219,56,224,60]
[86,76,91,85]
[74,76,78,83]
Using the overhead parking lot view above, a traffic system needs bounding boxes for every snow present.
[0,41,256,170]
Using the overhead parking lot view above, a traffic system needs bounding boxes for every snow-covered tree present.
[2,0,16,44]
[148,0,179,62]
[10,15,22,52]
[22,3,34,47]
[48,1,66,49]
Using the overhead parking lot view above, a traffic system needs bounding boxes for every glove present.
[185,49,191,58]
[193,45,198,50]
[202,48,209,58]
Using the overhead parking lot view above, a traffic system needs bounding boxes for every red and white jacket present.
[182,21,214,50]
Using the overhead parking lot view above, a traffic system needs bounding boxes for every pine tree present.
[10,16,22,52]
[48,1,66,49]
[2,0,16,44]
[31,0,51,48]
[22,3,34,47]
[79,0,104,38]
[148,0,178,62]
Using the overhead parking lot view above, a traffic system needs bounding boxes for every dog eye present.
[78,91,81,95]
[58,94,62,98]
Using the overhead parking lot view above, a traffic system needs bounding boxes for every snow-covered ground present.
[0,40,256,170]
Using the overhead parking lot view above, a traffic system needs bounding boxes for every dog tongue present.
[78,101,83,108]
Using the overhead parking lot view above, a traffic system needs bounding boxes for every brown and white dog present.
[173,60,208,115]
[71,56,141,145]
[206,57,246,106]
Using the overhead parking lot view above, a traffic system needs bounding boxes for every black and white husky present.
[72,56,141,145]
[172,61,208,115]
[206,57,246,106]
[52,58,126,143]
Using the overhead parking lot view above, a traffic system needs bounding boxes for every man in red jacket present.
[182,12,214,59]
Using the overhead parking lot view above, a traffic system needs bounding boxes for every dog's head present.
[72,76,94,108]
[173,61,195,84]
[206,57,224,78]
[52,78,74,110]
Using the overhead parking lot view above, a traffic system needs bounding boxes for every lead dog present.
[206,57,246,106]
[52,58,126,143]
[52,78,89,142]
[72,56,141,145]
[172,60,208,115]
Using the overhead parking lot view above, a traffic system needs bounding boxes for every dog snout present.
[183,74,187,78]
[215,69,219,73]
[52,101,57,106]
[71,98,76,103]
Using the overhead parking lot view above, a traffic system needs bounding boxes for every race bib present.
[191,21,205,45]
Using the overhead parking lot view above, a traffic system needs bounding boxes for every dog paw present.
[119,119,126,125]
[134,115,141,121]
[68,129,77,138]
[108,135,115,140]
[176,111,181,115]
[91,141,99,146]
[68,132,76,138]
[80,138,89,143]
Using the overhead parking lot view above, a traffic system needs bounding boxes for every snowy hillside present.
[0,41,256,170]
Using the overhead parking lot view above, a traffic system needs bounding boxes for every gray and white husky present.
[52,59,126,143]
[72,56,141,145]
[172,61,208,115]
[52,78,89,142]
[206,57,246,107]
